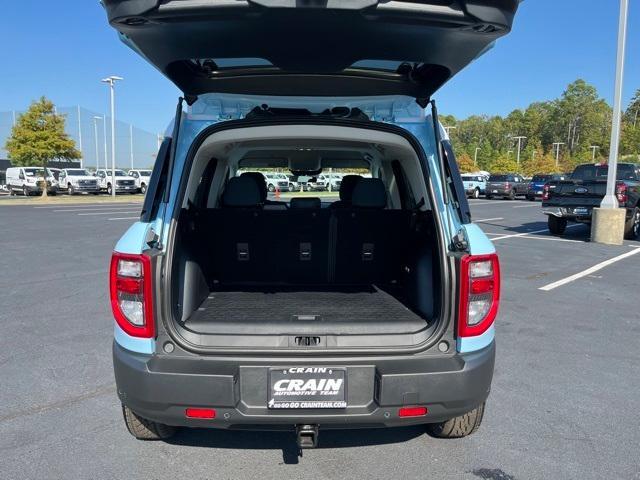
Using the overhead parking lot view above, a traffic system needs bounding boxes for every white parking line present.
[52,206,143,212]
[33,203,141,209]
[77,210,141,216]
[108,217,140,221]
[491,224,582,241]
[473,217,504,223]
[469,200,518,205]
[539,248,640,291]
[512,204,540,209]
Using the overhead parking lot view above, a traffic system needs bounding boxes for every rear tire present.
[507,189,516,200]
[22,186,28,197]
[122,405,177,441]
[268,184,276,193]
[426,403,485,439]
[107,184,113,195]
[548,216,567,235]
[473,188,480,199]
[485,194,492,200]
[624,207,640,240]
[68,185,75,196]
[140,183,147,195]
[527,194,535,201]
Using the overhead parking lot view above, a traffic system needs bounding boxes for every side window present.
[141,138,171,222]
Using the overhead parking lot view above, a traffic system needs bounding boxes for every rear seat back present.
[198,177,411,287]
[334,179,411,284]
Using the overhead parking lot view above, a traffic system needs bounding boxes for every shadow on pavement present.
[167,425,425,464]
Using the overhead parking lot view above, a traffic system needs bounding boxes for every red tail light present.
[398,406,428,418]
[185,408,216,419]
[110,252,154,338]
[541,183,551,201]
[504,182,511,189]
[616,182,628,204]
[458,254,500,338]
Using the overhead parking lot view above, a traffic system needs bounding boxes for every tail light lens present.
[616,182,628,204]
[110,252,154,338]
[504,182,511,189]
[458,254,500,338]
[541,183,551,201]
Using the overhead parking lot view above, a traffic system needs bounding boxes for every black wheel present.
[473,188,480,199]
[624,207,640,240]
[22,186,29,197]
[8,186,14,196]
[107,184,113,195]
[548,216,567,235]
[527,194,535,201]
[122,405,177,441]
[426,403,485,439]
[140,183,147,195]
[485,194,492,200]
[268,184,276,193]
[68,185,75,196]
[507,189,516,200]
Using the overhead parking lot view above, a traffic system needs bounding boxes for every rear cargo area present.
[166,124,443,350]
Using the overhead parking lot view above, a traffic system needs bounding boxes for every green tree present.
[456,152,476,173]
[5,97,81,197]
[621,89,640,156]
[487,154,518,173]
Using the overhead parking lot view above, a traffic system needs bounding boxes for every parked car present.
[542,163,640,238]
[263,172,291,192]
[288,175,308,192]
[485,174,528,200]
[58,168,100,195]
[103,0,515,447]
[461,174,487,199]
[94,169,137,195]
[6,167,57,196]
[525,174,567,201]
[318,173,342,192]
[306,176,327,191]
[128,169,153,194]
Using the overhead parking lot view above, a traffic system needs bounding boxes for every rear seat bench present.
[195,177,415,287]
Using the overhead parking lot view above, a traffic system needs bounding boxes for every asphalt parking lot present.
[1,198,639,480]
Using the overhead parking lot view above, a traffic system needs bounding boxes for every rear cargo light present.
[398,406,428,418]
[185,408,216,419]
[110,252,154,338]
[541,183,551,201]
[458,254,500,338]
[616,182,628,203]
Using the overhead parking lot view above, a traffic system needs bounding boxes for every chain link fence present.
[0,106,161,170]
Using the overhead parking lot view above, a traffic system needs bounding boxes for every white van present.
[6,167,57,196]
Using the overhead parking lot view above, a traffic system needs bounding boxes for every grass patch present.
[0,194,144,207]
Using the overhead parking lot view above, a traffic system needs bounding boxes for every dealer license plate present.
[268,367,347,409]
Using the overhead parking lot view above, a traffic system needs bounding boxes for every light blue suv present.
[104,0,517,449]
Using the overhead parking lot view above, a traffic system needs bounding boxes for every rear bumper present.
[113,341,495,429]
[542,205,593,222]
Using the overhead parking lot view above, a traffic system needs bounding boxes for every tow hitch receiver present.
[296,424,319,449]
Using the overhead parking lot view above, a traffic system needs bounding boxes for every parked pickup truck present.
[95,169,137,195]
[485,174,528,200]
[58,168,100,195]
[542,163,640,239]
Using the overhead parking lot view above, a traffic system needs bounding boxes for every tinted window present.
[532,175,551,182]
[489,175,508,181]
[571,164,637,181]
[461,176,472,181]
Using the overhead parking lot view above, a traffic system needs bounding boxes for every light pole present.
[102,76,123,197]
[93,116,101,172]
[129,124,134,170]
[552,142,565,168]
[513,136,526,168]
[474,147,481,167]
[590,145,600,161]
[592,0,629,245]
[77,105,83,168]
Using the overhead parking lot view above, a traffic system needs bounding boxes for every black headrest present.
[338,175,361,202]
[222,176,263,207]
[240,172,268,201]
[351,178,387,209]
[290,197,321,210]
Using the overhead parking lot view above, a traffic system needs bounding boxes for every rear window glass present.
[461,176,472,181]
[489,175,508,181]
[531,175,551,182]
[571,165,637,181]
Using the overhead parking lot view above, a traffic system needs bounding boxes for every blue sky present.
[0,0,638,134]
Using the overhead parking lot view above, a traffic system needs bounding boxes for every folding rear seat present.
[333,179,411,285]
[267,197,330,284]
[210,176,267,284]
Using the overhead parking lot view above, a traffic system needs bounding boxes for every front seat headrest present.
[338,175,361,203]
[351,178,387,209]
[240,172,268,201]
[222,176,263,207]
[290,197,321,209]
